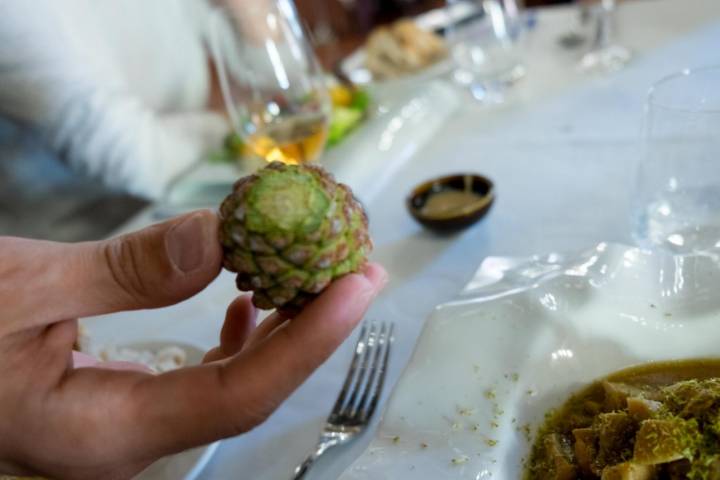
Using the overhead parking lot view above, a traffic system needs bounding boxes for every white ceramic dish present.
[136,441,219,480]
[340,50,453,88]
[340,243,720,479]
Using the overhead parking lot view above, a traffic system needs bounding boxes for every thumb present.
[76,211,222,316]
[96,210,223,312]
[1,210,222,329]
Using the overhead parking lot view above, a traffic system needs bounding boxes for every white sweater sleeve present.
[0,0,228,199]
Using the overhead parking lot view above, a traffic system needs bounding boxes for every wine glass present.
[209,0,331,166]
[632,66,720,254]
[445,0,526,104]
[579,0,631,73]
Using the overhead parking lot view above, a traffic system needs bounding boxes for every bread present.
[392,19,447,63]
[365,19,447,79]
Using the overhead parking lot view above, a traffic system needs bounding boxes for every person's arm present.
[0,1,228,199]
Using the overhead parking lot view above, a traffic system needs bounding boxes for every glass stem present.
[597,0,616,49]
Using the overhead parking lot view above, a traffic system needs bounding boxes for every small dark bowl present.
[406,173,495,233]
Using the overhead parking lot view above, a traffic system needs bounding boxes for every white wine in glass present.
[210,0,331,166]
[244,110,328,165]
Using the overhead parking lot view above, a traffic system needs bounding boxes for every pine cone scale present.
[219,162,372,314]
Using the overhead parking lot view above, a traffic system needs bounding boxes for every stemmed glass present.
[209,0,331,166]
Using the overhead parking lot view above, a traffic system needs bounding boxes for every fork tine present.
[359,322,394,422]
[340,322,378,416]
[330,323,368,415]
[351,322,387,419]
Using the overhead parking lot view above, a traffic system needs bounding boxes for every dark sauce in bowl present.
[407,174,494,232]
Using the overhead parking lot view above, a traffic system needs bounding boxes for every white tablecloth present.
[93,1,720,478]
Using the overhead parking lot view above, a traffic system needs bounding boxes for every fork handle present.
[291,451,320,480]
[291,441,336,480]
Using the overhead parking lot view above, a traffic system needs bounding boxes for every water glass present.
[209,0,331,166]
[633,66,720,254]
[446,0,525,103]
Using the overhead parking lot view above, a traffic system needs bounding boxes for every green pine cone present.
[218,162,372,314]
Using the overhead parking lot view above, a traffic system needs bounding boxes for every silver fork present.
[291,321,395,480]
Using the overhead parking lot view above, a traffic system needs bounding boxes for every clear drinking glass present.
[446,0,525,103]
[209,0,331,166]
[633,66,720,254]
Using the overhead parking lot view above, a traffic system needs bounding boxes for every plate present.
[340,51,453,88]
[339,243,720,479]
[339,3,480,86]
[136,442,219,480]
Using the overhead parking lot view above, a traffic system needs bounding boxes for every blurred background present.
[0,0,571,243]
[297,0,567,68]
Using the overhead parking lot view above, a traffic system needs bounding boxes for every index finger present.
[130,263,387,456]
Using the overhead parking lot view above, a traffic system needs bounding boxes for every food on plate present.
[365,19,447,80]
[219,162,372,313]
[76,330,189,373]
[329,85,354,107]
[223,131,247,159]
[327,106,362,147]
[526,359,720,479]
[95,344,187,373]
[327,85,371,147]
[208,132,246,164]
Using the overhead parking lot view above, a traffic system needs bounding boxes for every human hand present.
[0,211,387,480]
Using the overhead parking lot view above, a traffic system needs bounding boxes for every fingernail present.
[364,265,389,296]
[377,269,389,289]
[166,213,208,273]
[374,274,389,295]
